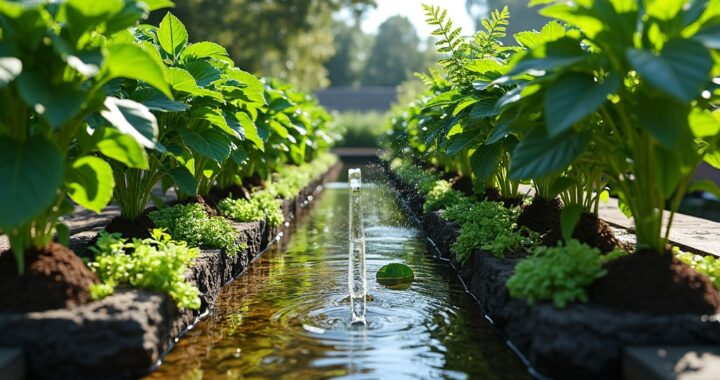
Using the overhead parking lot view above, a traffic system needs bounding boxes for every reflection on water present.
[145,165,530,380]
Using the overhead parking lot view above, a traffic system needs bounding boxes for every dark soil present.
[543,212,621,253]
[482,187,502,202]
[242,173,266,191]
[517,197,563,243]
[208,184,250,204]
[590,250,720,315]
[0,243,98,312]
[104,210,157,240]
[451,176,474,196]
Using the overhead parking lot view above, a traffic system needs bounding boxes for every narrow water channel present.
[146,164,530,380]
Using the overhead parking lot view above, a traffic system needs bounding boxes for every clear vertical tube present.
[348,168,367,325]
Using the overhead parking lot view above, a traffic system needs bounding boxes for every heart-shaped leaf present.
[66,156,115,213]
[0,136,64,230]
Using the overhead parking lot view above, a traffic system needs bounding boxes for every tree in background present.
[325,21,373,87]
[362,16,425,86]
[155,0,375,91]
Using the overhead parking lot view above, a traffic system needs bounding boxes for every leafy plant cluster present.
[384,1,720,256]
[0,0,339,275]
[149,203,241,256]
[385,1,720,308]
[265,153,339,199]
[423,180,467,213]
[444,199,536,261]
[506,240,613,308]
[675,248,720,288]
[218,153,337,226]
[88,229,201,310]
[219,191,283,226]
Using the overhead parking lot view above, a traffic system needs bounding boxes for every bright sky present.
[359,0,476,38]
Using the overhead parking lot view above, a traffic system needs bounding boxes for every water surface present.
[146,166,530,379]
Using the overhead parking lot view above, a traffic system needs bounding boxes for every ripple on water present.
[145,176,531,380]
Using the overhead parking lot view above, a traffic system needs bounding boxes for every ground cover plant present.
[149,203,242,256]
[88,229,201,309]
[383,1,720,313]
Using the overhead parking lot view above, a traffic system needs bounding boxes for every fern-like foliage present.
[423,4,469,85]
[472,6,511,58]
[423,4,513,86]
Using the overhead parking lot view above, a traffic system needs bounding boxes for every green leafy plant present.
[0,0,172,272]
[423,180,467,213]
[675,248,720,289]
[506,240,610,308]
[149,203,241,256]
[219,191,283,226]
[219,152,337,225]
[444,200,535,261]
[502,0,720,252]
[108,11,267,219]
[88,229,201,310]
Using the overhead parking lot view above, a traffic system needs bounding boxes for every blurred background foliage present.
[152,0,377,90]
[153,1,548,147]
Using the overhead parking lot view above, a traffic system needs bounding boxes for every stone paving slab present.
[0,348,24,380]
[624,346,720,380]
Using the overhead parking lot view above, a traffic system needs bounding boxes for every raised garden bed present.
[0,162,341,380]
[383,160,720,380]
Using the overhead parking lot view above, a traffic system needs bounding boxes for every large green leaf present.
[157,12,188,59]
[653,146,683,198]
[66,156,115,213]
[178,127,231,162]
[0,56,21,88]
[101,97,158,148]
[97,128,148,169]
[181,41,229,62]
[236,112,264,150]
[693,19,720,49]
[468,98,498,120]
[133,88,188,112]
[545,73,619,136]
[227,68,266,105]
[509,128,590,180]
[140,0,174,11]
[446,130,482,155]
[627,38,713,102]
[636,93,692,150]
[16,73,85,129]
[184,60,221,87]
[166,165,197,195]
[191,106,236,137]
[508,37,586,75]
[166,67,224,101]
[560,204,582,242]
[513,20,565,49]
[470,143,501,182]
[0,136,64,230]
[103,43,173,99]
[424,90,462,109]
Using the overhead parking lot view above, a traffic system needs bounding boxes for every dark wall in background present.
[315,87,397,112]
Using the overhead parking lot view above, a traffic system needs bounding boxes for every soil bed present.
[591,249,720,315]
[104,210,157,240]
[0,243,98,312]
